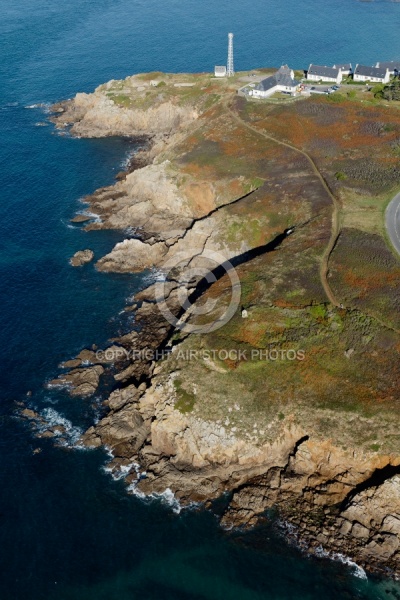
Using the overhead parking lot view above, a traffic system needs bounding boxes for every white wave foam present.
[280,520,297,536]
[25,102,51,113]
[333,553,368,580]
[142,267,167,287]
[103,461,138,481]
[315,546,368,580]
[156,488,182,514]
[103,446,115,461]
[127,483,182,513]
[43,396,60,405]
[119,144,146,170]
[101,449,199,515]
[120,153,133,170]
[125,293,136,304]
[56,129,73,138]
[90,397,104,425]
[46,380,72,392]
[278,521,367,580]
[39,407,83,447]
[126,482,197,515]
[76,211,102,224]
[151,268,167,282]
[124,226,139,237]
[101,446,142,481]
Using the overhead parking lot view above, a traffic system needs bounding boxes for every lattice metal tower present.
[227,33,234,77]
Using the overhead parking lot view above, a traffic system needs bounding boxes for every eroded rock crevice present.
[37,77,400,579]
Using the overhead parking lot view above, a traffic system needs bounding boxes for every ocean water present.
[1,0,400,598]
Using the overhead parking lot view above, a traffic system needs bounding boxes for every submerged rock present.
[21,408,40,420]
[70,214,92,223]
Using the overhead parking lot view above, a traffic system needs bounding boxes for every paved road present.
[385,192,400,255]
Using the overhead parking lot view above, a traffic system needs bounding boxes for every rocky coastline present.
[34,72,400,579]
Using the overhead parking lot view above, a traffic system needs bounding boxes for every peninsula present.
[46,69,400,577]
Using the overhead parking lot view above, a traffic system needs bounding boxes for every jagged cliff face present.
[49,72,400,577]
[55,91,198,138]
[81,368,400,577]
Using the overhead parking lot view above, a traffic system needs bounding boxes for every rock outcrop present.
[53,92,198,138]
[48,365,104,397]
[47,73,400,579]
[80,365,400,577]
[69,249,94,266]
[82,161,196,240]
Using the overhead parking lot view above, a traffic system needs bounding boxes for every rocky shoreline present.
[30,72,400,579]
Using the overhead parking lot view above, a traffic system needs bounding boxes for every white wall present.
[354,71,390,84]
[307,72,342,83]
[251,84,297,98]
[214,67,226,77]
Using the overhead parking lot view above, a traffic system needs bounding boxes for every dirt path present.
[226,100,400,335]
[225,101,341,307]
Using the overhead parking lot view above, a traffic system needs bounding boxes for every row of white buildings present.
[246,60,399,100]
[307,61,400,85]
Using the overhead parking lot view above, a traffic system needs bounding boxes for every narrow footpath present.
[226,100,341,307]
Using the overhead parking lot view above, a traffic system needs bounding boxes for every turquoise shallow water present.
[1,0,400,598]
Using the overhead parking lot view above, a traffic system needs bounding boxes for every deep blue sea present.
[1,1,400,598]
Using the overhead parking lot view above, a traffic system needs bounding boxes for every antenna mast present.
[227,33,234,77]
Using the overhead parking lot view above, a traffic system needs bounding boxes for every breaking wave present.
[127,483,183,514]
[39,407,84,447]
[315,546,368,580]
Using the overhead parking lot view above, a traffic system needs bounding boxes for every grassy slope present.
[235,93,400,329]
[163,247,400,454]
[103,73,400,455]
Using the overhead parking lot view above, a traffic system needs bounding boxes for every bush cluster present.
[344,158,400,187]
[375,80,400,101]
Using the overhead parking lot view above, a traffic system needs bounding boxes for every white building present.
[353,65,390,84]
[250,65,299,99]
[333,63,352,76]
[375,61,400,76]
[214,66,227,78]
[307,65,342,83]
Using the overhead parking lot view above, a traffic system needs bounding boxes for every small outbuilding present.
[353,65,390,84]
[214,66,227,78]
[307,65,342,83]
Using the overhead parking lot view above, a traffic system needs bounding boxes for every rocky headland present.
[42,70,400,578]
